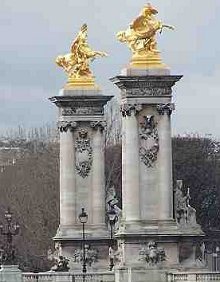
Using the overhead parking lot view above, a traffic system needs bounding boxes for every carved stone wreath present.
[75,129,92,178]
[139,115,159,168]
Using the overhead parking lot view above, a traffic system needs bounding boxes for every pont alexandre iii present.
[49,4,205,282]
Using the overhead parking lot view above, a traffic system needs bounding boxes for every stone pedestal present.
[110,67,204,279]
[49,88,113,270]
[0,265,22,282]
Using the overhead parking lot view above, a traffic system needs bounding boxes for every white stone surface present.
[0,265,22,282]
[121,67,170,76]
[59,88,101,96]
[122,111,140,221]
[157,112,173,220]
[92,128,106,225]
[60,130,76,226]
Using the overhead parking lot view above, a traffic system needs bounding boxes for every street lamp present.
[0,207,20,265]
[107,206,118,271]
[79,208,88,274]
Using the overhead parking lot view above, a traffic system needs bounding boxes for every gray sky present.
[0,0,220,137]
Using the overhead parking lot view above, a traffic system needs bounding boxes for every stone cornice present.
[49,95,113,108]
[49,95,113,117]
[110,75,182,97]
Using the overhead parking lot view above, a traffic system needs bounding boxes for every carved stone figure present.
[175,180,198,227]
[73,244,98,266]
[75,129,92,178]
[51,256,70,272]
[139,115,159,167]
[106,186,122,229]
[139,241,166,265]
[56,24,107,82]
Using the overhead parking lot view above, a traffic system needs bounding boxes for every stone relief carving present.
[106,186,122,230]
[174,180,199,228]
[125,87,172,97]
[61,107,103,116]
[58,121,77,132]
[73,244,98,266]
[75,129,92,178]
[51,256,70,272]
[90,121,106,131]
[139,115,159,167]
[139,241,166,265]
[156,103,175,115]
[120,103,142,117]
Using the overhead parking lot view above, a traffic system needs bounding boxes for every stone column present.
[91,122,106,225]
[121,104,141,221]
[59,121,77,226]
[157,104,174,220]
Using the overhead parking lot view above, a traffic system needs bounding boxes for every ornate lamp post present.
[79,208,88,275]
[107,206,118,271]
[0,208,20,265]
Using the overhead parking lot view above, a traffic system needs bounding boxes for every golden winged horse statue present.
[117,3,174,68]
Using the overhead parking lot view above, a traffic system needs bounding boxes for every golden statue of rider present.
[56,24,107,88]
[117,3,174,68]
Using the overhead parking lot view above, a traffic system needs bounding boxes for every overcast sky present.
[0,0,220,137]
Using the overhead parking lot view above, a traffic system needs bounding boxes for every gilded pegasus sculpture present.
[117,3,174,68]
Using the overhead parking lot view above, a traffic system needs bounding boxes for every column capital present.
[58,121,78,132]
[156,103,175,116]
[120,103,142,117]
[90,121,106,132]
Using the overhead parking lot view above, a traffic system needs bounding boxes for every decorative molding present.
[156,103,175,115]
[75,129,92,178]
[61,107,103,116]
[139,241,166,265]
[120,103,142,117]
[125,87,172,97]
[58,121,78,132]
[73,245,98,266]
[139,116,159,168]
[90,121,106,131]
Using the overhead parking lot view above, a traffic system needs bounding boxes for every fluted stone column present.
[157,103,174,220]
[121,104,141,221]
[91,122,106,225]
[59,122,77,226]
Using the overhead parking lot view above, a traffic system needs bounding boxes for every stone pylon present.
[49,87,113,271]
[111,67,204,280]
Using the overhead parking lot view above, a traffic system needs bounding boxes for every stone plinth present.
[0,265,22,282]
[110,68,204,276]
[49,88,113,270]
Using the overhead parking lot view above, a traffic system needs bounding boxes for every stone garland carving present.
[125,87,172,97]
[73,244,98,266]
[156,103,175,115]
[61,107,103,116]
[174,180,199,228]
[118,79,178,91]
[90,121,106,131]
[120,103,142,117]
[139,241,166,265]
[58,121,77,132]
[139,115,159,168]
[75,129,92,178]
